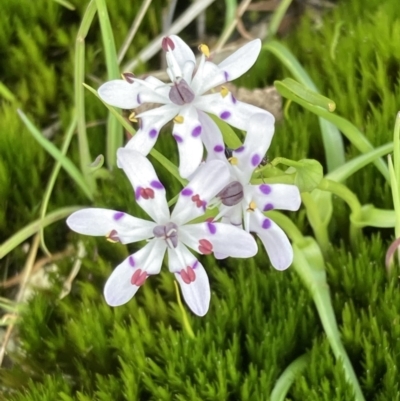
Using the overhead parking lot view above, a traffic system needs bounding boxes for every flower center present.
[153,222,179,248]
[169,78,195,105]
[217,181,244,206]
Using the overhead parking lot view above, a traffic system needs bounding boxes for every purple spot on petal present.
[220,111,231,120]
[231,94,237,104]
[129,256,135,267]
[235,146,245,153]
[224,71,229,81]
[113,211,124,220]
[173,134,183,143]
[137,93,141,104]
[214,144,224,152]
[193,260,199,269]
[207,221,217,234]
[263,203,274,211]
[135,186,142,200]
[260,184,272,195]
[139,119,143,129]
[181,188,193,196]
[149,129,158,138]
[151,180,164,189]
[251,154,261,167]
[262,218,271,229]
[192,125,202,137]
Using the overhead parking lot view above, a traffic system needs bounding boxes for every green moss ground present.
[0,0,399,399]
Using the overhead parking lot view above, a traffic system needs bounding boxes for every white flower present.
[67,149,258,316]
[98,35,265,178]
[210,113,301,270]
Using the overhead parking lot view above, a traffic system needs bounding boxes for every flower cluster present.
[67,35,301,316]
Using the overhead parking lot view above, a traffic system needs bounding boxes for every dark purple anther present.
[162,36,175,51]
[224,147,234,159]
[169,78,195,105]
[217,181,244,206]
[122,72,135,83]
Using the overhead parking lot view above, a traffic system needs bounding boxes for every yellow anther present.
[174,115,184,124]
[128,112,137,122]
[247,201,257,212]
[220,86,229,98]
[198,44,210,58]
[229,156,238,165]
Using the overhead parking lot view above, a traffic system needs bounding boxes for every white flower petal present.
[171,160,230,225]
[249,210,293,270]
[125,103,179,156]
[167,35,196,74]
[172,106,203,178]
[233,112,275,180]
[168,243,210,316]
[197,111,226,163]
[98,80,141,109]
[179,221,257,258]
[191,60,223,95]
[217,39,261,82]
[66,208,155,244]
[197,93,271,131]
[104,239,166,306]
[136,76,171,104]
[250,183,301,213]
[117,149,170,223]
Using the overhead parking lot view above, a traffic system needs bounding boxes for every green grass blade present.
[17,110,93,201]
[275,80,390,181]
[95,0,122,168]
[268,0,294,38]
[327,142,393,183]
[293,239,366,401]
[264,40,345,171]
[0,206,84,259]
[52,0,75,10]
[39,114,78,256]
[280,78,336,111]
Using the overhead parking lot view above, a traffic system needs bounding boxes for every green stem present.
[75,0,96,190]
[39,114,78,255]
[0,206,84,259]
[270,354,309,401]
[265,210,304,243]
[318,179,362,217]
[95,0,122,168]
[301,192,330,253]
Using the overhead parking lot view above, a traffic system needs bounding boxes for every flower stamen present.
[174,115,184,124]
[247,201,257,212]
[198,44,210,58]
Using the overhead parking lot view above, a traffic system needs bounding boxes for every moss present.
[1,0,400,399]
